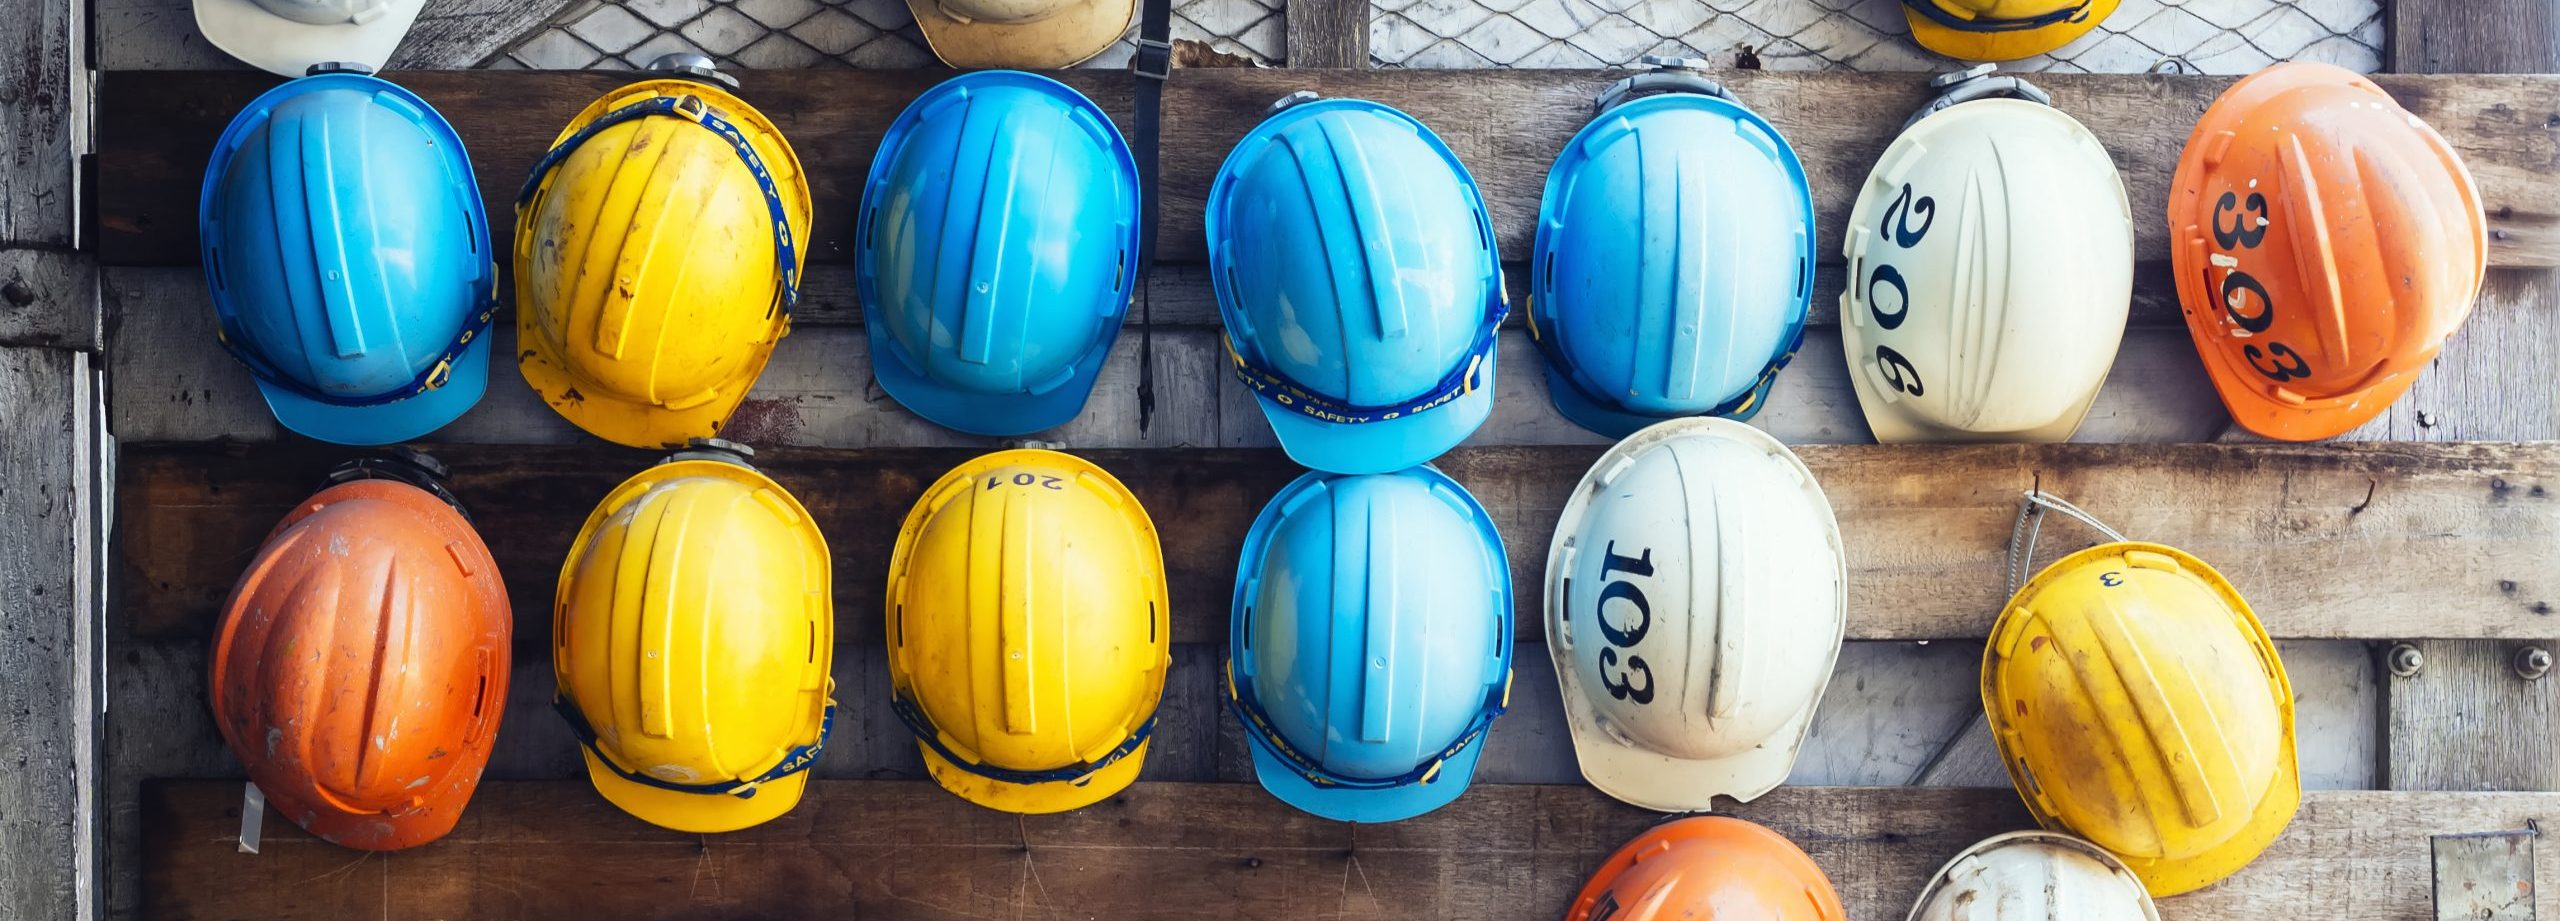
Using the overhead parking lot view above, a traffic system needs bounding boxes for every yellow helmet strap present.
[552,695,834,799]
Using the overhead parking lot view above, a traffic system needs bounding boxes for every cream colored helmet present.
[194,0,421,77]
[1908,832,2162,921]
[907,0,1133,68]
[1841,65,2132,443]
[1544,417,1845,811]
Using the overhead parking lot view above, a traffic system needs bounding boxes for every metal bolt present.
[0,279,34,309]
[2517,646,2552,681]
[2388,643,2425,678]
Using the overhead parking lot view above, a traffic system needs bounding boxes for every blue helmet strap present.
[1901,0,2091,33]
[551,694,833,799]
[890,694,1155,787]
[515,92,801,318]
[1226,296,1509,425]
[1225,660,1507,791]
[214,281,496,409]
[1525,302,1806,420]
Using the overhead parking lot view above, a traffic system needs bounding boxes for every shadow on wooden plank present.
[138,780,2560,920]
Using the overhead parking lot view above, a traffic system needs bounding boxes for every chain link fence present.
[493,0,2379,72]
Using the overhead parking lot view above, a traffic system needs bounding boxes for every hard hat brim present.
[907,0,1135,69]
[260,782,459,851]
[1848,349,2102,445]
[918,739,1148,815]
[1254,360,1498,475]
[1244,726,1488,823]
[255,332,490,446]
[1561,711,1816,812]
[2201,353,2422,442]
[1543,361,1780,441]
[865,328,1115,437]
[193,0,421,78]
[580,748,810,834]
[517,323,759,450]
[1901,0,2117,62]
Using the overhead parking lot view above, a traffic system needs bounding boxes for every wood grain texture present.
[114,440,2560,645]
[1,348,100,921]
[1286,1,1370,67]
[2386,640,2560,791]
[0,247,102,351]
[1,0,80,246]
[140,780,2560,921]
[2379,0,2560,800]
[90,70,2560,268]
[101,265,2235,447]
[386,0,589,70]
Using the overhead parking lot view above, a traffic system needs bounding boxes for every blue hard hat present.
[199,70,496,446]
[1206,96,1506,475]
[1529,68,1814,439]
[857,71,1141,437]
[1227,465,1513,823]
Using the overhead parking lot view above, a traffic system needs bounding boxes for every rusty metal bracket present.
[2434,824,2539,920]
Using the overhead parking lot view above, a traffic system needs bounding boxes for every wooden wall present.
[37,1,2560,920]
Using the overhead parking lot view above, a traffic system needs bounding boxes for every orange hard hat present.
[209,453,512,851]
[1566,816,1847,921]
[2168,61,2486,441]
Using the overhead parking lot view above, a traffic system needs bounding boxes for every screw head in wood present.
[2517,646,2552,681]
[2388,643,2425,678]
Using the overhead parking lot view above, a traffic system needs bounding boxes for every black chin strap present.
[1132,0,1171,434]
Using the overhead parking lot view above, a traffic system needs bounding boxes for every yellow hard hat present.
[1901,0,2119,61]
[514,57,810,449]
[1985,536,2298,897]
[552,441,834,833]
[886,449,1171,814]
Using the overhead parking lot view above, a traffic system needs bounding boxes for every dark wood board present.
[139,780,2560,921]
[92,69,2560,268]
[116,440,2560,646]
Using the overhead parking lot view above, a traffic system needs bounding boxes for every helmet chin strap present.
[2005,488,2128,597]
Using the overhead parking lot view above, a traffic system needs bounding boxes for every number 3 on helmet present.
[2169,62,2486,441]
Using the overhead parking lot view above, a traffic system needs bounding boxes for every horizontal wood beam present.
[101,263,2238,448]
[140,780,2560,921]
[117,440,2560,645]
[93,70,2560,268]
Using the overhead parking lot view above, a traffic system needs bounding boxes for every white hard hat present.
[1841,67,2133,443]
[1543,417,1845,811]
[1907,831,2162,921]
[195,0,421,77]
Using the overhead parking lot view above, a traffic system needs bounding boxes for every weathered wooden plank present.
[0,0,80,247]
[1286,11,1369,67]
[0,247,102,351]
[387,0,588,70]
[2386,640,2559,791]
[2378,0,2560,801]
[102,265,2233,447]
[139,780,2560,921]
[91,70,2560,268]
[114,440,2560,645]
[2344,271,2560,443]
[0,348,100,921]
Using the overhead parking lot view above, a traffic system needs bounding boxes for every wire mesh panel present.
[494,0,2377,71]
[1372,0,2381,71]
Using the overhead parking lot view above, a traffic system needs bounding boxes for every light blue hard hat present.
[857,70,1141,437]
[1529,60,1815,439]
[199,66,496,446]
[1227,465,1513,823]
[1206,94,1506,475]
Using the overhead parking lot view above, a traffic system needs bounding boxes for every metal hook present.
[2004,488,2128,597]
